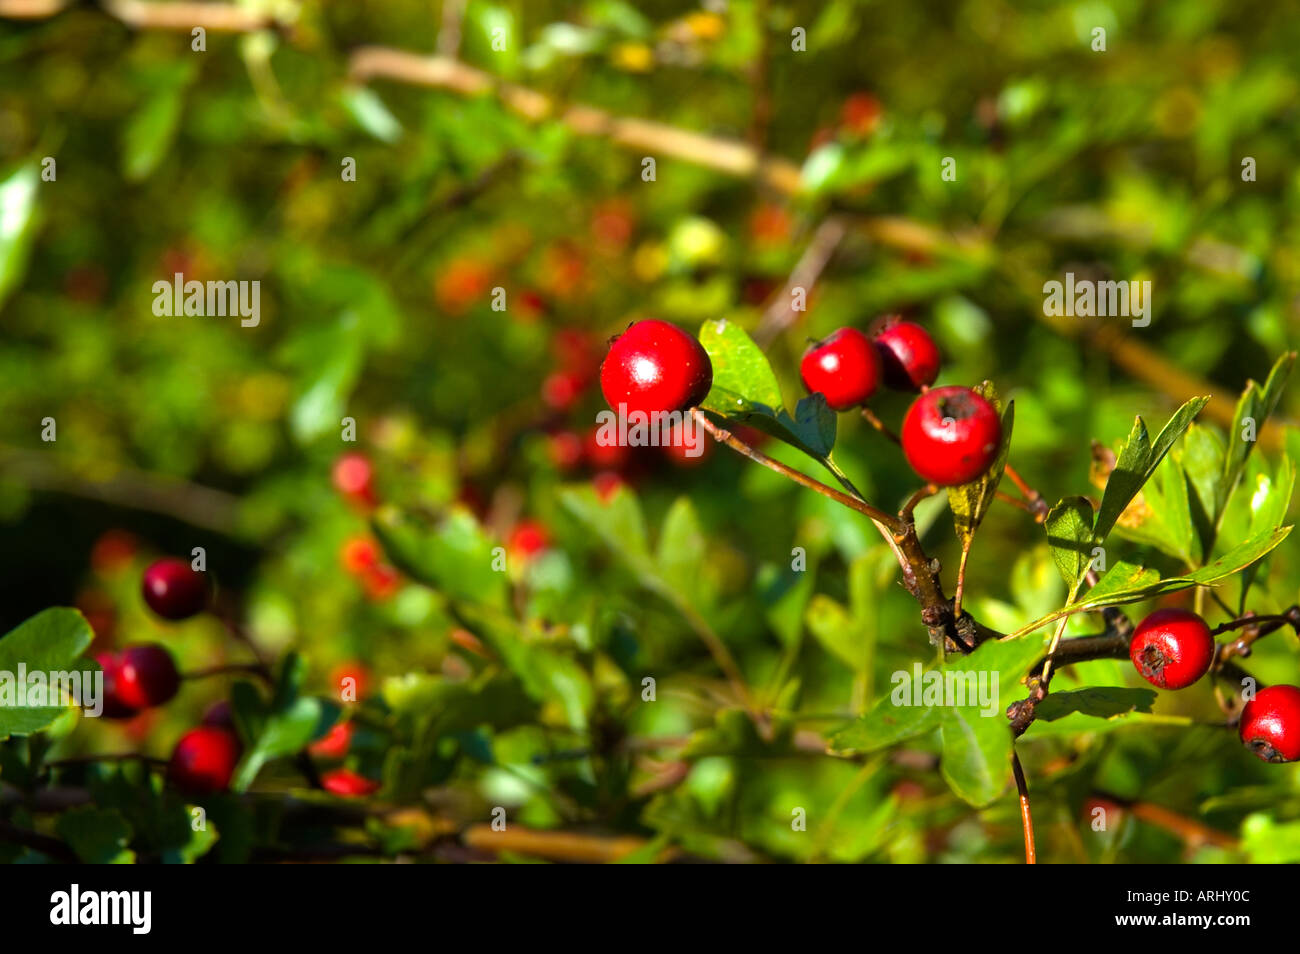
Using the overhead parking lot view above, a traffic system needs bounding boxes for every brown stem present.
[754,218,848,345]
[182,663,270,680]
[1012,752,1036,864]
[860,407,901,444]
[691,408,900,531]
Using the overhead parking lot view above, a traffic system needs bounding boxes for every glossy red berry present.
[115,644,181,709]
[141,558,209,621]
[900,386,1002,485]
[95,652,139,720]
[799,328,881,411]
[168,726,241,795]
[1239,685,1300,763]
[873,319,941,391]
[599,320,713,417]
[1129,608,1215,690]
[322,768,380,797]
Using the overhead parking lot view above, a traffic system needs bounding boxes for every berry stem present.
[690,408,901,531]
[1012,751,1036,864]
[182,663,272,681]
[860,406,900,444]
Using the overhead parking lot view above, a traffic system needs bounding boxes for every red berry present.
[799,328,881,411]
[322,768,380,797]
[1129,608,1215,690]
[900,386,1002,485]
[168,727,241,795]
[332,453,376,506]
[309,721,354,759]
[115,644,181,709]
[508,520,550,561]
[599,320,713,417]
[91,530,137,577]
[95,652,140,720]
[873,319,941,391]
[1239,685,1300,763]
[141,558,209,621]
[361,564,402,601]
[339,535,381,575]
[542,370,586,411]
[547,431,584,470]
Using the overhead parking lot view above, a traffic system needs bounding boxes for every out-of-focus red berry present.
[542,370,586,411]
[322,768,381,797]
[332,453,376,506]
[841,92,883,137]
[434,257,493,315]
[548,431,584,470]
[361,564,401,601]
[340,536,381,575]
[749,204,792,245]
[508,520,550,562]
[91,530,138,577]
[591,199,635,249]
[309,721,354,759]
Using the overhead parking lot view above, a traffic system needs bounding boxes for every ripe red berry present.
[872,319,941,391]
[1239,685,1300,763]
[168,726,241,795]
[321,768,380,797]
[508,520,550,562]
[1128,608,1215,690]
[309,721,354,759]
[599,320,713,416]
[141,558,209,621]
[332,452,376,506]
[900,386,1002,485]
[115,644,181,710]
[95,652,140,720]
[339,535,381,575]
[799,328,881,411]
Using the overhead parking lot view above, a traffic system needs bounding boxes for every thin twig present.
[754,217,848,345]
[1012,751,1036,864]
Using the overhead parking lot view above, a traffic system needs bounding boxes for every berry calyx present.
[1239,685,1300,763]
[799,328,881,411]
[95,652,140,720]
[141,558,209,621]
[900,386,1002,486]
[168,726,241,795]
[872,318,941,391]
[1128,608,1215,690]
[115,644,181,709]
[599,319,713,417]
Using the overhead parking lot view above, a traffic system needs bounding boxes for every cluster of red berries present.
[799,318,1001,487]
[597,317,1001,489]
[1127,607,1300,762]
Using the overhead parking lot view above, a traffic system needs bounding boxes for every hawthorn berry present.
[332,452,376,506]
[168,726,241,795]
[339,535,381,575]
[309,721,354,759]
[115,644,181,710]
[1129,608,1215,690]
[141,558,209,621]
[321,768,380,797]
[1239,685,1300,763]
[600,319,713,416]
[799,328,881,411]
[900,386,1001,486]
[508,520,550,562]
[872,319,941,391]
[95,652,139,720]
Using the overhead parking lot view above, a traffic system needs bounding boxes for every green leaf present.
[1034,687,1157,721]
[655,497,708,605]
[232,695,334,792]
[1094,397,1209,542]
[940,706,1011,807]
[1182,422,1225,528]
[340,85,404,143]
[948,384,1014,547]
[804,595,863,670]
[699,317,784,410]
[56,808,135,864]
[1220,352,1295,517]
[1010,526,1292,636]
[827,695,940,755]
[0,162,41,310]
[0,608,96,739]
[372,505,507,607]
[1045,496,1095,584]
[122,63,195,181]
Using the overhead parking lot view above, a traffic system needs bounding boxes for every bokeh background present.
[1,0,1299,863]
